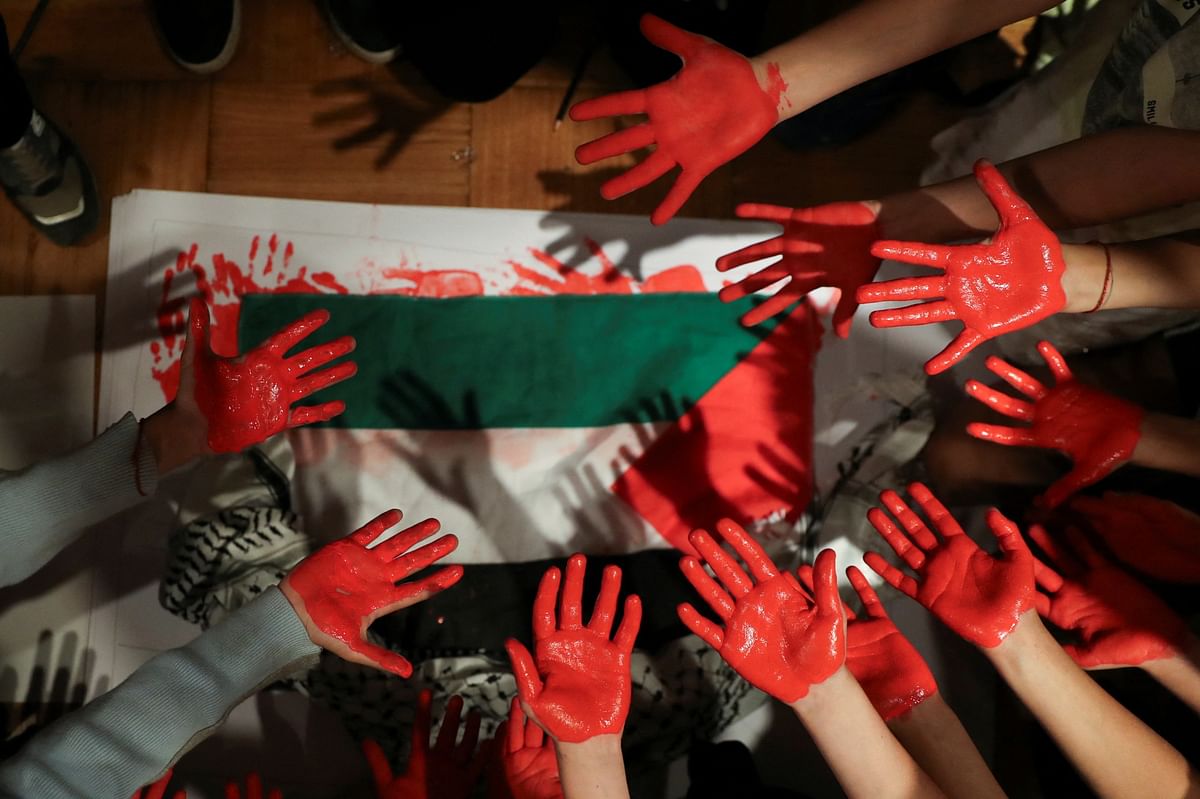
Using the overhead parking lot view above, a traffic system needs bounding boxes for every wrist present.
[983,610,1049,671]
[788,664,852,718]
[1061,243,1111,313]
[556,733,623,762]
[139,403,206,475]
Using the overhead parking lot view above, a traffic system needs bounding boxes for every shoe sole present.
[320,0,399,64]
[155,0,243,75]
[3,115,101,247]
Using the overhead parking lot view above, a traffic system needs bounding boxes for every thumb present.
[505,639,543,705]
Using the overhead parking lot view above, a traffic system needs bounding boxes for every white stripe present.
[1153,0,1200,27]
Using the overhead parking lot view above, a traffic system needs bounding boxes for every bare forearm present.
[987,614,1199,799]
[751,0,1056,119]
[556,736,630,799]
[1143,638,1200,716]
[1059,236,1200,313]
[888,694,1004,799]
[1133,413,1200,478]
[791,668,945,799]
[878,128,1200,242]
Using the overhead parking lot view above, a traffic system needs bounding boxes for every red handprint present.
[716,202,880,336]
[965,340,1144,509]
[799,564,938,721]
[1030,525,1189,669]
[363,691,486,799]
[131,770,185,799]
[280,510,463,678]
[182,297,357,453]
[224,773,281,799]
[570,14,782,225]
[677,520,844,704]
[858,160,1067,374]
[489,698,564,799]
[1068,493,1200,583]
[505,555,642,743]
[864,483,1035,648]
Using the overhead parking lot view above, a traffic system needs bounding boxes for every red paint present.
[187,297,357,452]
[718,201,879,337]
[614,304,818,553]
[1031,525,1188,668]
[224,773,281,799]
[678,524,843,703]
[860,160,1067,374]
[643,265,706,293]
[570,14,779,225]
[363,690,485,799]
[1069,493,1200,582]
[130,769,185,799]
[508,242,706,297]
[764,62,791,111]
[379,268,485,297]
[800,565,937,721]
[505,554,642,743]
[282,510,463,678]
[965,340,1144,509]
[496,698,564,799]
[865,483,1035,648]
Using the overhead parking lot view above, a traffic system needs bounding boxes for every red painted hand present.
[965,340,1144,509]
[799,564,938,721]
[570,14,781,225]
[859,161,1067,374]
[717,202,880,336]
[865,483,1035,648]
[1068,493,1200,583]
[181,297,357,453]
[224,773,282,799]
[505,555,642,743]
[677,520,844,704]
[489,698,564,799]
[363,691,486,799]
[130,771,185,799]
[1030,526,1189,669]
[280,510,463,678]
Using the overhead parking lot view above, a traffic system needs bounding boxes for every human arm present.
[1143,639,1200,717]
[504,555,641,799]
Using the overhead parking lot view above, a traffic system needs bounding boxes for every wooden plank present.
[208,78,471,205]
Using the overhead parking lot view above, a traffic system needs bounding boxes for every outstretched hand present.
[678,520,844,703]
[505,555,642,743]
[717,202,880,336]
[965,340,1144,508]
[798,564,937,721]
[280,510,463,677]
[180,296,357,452]
[363,691,486,799]
[1068,493,1200,583]
[489,698,564,799]
[570,14,782,225]
[858,160,1066,374]
[1031,526,1189,669]
[865,483,1035,648]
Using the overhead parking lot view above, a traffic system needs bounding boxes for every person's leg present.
[0,15,34,147]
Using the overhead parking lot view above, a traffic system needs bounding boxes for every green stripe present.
[239,293,774,429]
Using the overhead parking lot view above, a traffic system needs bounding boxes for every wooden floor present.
[0,0,964,317]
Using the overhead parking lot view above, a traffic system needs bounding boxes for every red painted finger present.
[639,12,707,60]
[652,168,705,226]
[532,566,561,639]
[287,400,345,427]
[358,640,414,678]
[1037,340,1073,383]
[1042,471,1091,510]
[717,253,789,295]
[569,89,647,122]
[677,602,725,649]
[966,381,1036,421]
[679,556,736,619]
[265,308,330,356]
[437,695,464,755]
[867,507,927,571]
[411,688,434,753]
[984,355,1047,400]
[387,534,459,583]
[864,551,919,599]
[811,549,842,619]
[986,508,1030,557]
[846,565,887,620]
[349,509,403,547]
[374,517,442,560]
[733,202,798,223]
[614,594,642,652]
[588,565,622,637]
[506,639,544,703]
[1032,555,1064,594]
[908,483,965,539]
[384,565,464,609]
[507,699,524,753]
[716,518,780,582]
[855,276,945,305]
[715,238,785,276]
[973,160,1037,227]
[291,360,357,401]
[882,486,941,548]
[738,283,816,328]
[575,124,656,164]
[287,335,356,375]
[870,240,957,268]
[600,149,674,200]
[795,563,817,600]
[140,770,174,799]
[560,554,586,629]
[868,300,958,328]
[690,529,754,597]
[967,422,1039,447]
[925,328,986,375]
[1034,590,1051,618]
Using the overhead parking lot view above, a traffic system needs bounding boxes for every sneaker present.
[0,110,99,247]
[150,0,241,74]
[322,0,401,64]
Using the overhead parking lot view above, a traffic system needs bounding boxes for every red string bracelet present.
[1085,242,1113,314]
